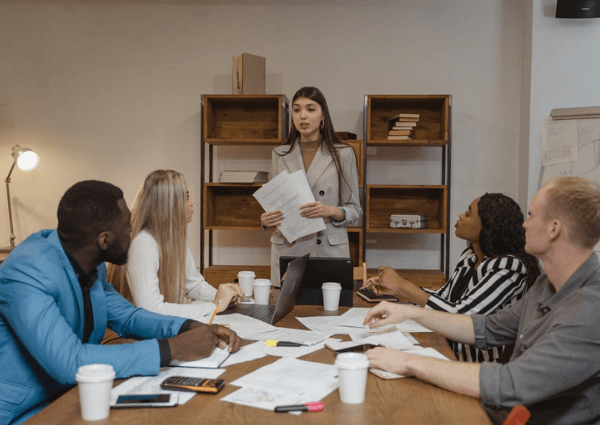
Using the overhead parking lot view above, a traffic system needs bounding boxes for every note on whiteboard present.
[253,170,325,243]
[542,117,577,166]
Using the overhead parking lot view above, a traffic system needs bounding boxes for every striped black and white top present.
[422,247,529,363]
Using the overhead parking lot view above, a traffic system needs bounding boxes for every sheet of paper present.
[220,343,267,367]
[330,307,433,333]
[542,117,577,166]
[209,313,277,339]
[253,170,325,243]
[110,367,225,405]
[242,338,335,359]
[295,315,361,335]
[221,357,338,411]
[170,347,230,369]
[349,327,416,350]
[249,328,332,345]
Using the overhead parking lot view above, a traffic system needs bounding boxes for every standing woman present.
[261,87,362,286]
[107,170,242,321]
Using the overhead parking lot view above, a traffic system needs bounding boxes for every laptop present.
[279,256,354,307]
[221,254,309,325]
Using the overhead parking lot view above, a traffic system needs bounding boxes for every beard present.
[103,244,129,265]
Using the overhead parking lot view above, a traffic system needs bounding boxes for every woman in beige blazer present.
[261,87,362,286]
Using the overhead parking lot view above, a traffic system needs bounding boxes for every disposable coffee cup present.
[253,279,272,305]
[75,364,115,421]
[237,271,256,298]
[335,353,369,404]
[322,282,342,311]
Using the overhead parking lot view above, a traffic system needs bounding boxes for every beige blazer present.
[268,142,362,285]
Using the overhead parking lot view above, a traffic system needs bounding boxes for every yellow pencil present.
[208,300,222,325]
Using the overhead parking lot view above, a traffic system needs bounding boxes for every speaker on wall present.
[556,0,600,18]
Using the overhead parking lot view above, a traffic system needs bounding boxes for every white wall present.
[0,0,527,272]
[527,0,600,202]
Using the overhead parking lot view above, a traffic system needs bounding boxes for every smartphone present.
[160,376,226,394]
[334,343,382,354]
[112,393,178,408]
[357,288,399,303]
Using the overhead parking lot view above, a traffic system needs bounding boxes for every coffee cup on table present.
[237,271,256,299]
[322,282,342,311]
[334,353,370,404]
[75,363,115,421]
[253,279,272,305]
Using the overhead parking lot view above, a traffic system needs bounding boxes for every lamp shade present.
[12,146,39,172]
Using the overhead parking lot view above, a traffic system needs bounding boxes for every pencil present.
[208,300,221,325]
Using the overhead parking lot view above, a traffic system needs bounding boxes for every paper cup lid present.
[334,353,370,369]
[238,271,255,276]
[322,282,342,289]
[75,364,115,383]
[253,279,271,287]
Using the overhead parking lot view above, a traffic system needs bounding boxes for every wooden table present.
[25,294,491,425]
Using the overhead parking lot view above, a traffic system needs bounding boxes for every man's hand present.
[366,347,411,376]
[168,324,243,361]
[363,301,418,329]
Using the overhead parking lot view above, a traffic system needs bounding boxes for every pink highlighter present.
[274,401,324,413]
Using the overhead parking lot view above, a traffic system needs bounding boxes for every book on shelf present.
[389,114,420,128]
[387,135,412,140]
[335,131,357,140]
[388,129,413,136]
[391,121,418,128]
[219,170,269,183]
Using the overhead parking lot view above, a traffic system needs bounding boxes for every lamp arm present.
[5,161,16,249]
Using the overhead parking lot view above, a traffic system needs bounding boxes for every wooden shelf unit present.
[200,94,364,278]
[363,94,451,288]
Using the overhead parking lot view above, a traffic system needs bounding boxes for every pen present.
[274,402,324,413]
[265,339,302,347]
[208,300,221,325]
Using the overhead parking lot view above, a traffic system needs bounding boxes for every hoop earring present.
[320,120,324,130]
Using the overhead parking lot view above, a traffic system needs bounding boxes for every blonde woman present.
[107,170,243,321]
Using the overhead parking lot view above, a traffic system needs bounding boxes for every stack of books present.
[388,113,419,140]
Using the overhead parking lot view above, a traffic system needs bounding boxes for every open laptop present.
[221,254,309,325]
[279,256,354,307]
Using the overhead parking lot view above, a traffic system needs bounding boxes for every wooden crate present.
[366,185,447,232]
[203,183,264,229]
[203,94,288,145]
[365,95,450,146]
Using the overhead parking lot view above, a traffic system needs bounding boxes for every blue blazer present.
[0,230,186,424]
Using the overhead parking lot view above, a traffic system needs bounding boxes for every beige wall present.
[0,0,527,270]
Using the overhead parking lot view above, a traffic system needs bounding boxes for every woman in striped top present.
[362,193,541,362]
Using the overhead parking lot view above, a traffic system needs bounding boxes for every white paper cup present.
[75,364,115,421]
[335,353,369,404]
[253,279,272,305]
[322,282,342,311]
[237,271,256,298]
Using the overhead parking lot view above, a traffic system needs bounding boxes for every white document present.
[250,328,332,345]
[170,347,230,369]
[349,327,416,350]
[220,343,267,367]
[209,313,277,340]
[295,315,361,335]
[110,367,225,405]
[221,357,338,411]
[334,307,433,333]
[542,117,577,166]
[241,338,336,359]
[253,170,326,243]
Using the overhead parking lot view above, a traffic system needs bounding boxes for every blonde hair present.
[543,176,600,249]
[107,170,188,303]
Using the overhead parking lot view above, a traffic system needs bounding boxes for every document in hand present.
[253,170,326,243]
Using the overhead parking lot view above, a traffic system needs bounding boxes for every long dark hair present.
[477,193,541,287]
[280,86,351,204]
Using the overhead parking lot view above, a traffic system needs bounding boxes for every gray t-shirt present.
[473,254,600,425]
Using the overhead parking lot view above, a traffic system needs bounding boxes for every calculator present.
[160,376,226,394]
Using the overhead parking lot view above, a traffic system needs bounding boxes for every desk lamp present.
[5,145,40,249]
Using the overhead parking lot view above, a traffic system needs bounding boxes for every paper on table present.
[249,328,332,345]
[209,313,277,339]
[335,308,433,333]
[221,357,338,411]
[220,343,267,367]
[242,338,336,359]
[170,347,230,369]
[110,367,225,405]
[349,328,415,350]
[253,170,325,243]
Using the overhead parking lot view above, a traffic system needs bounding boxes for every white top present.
[126,229,218,320]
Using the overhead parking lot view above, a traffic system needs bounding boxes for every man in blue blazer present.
[0,180,241,425]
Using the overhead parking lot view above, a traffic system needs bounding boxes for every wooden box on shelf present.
[365,95,450,146]
[366,185,447,233]
[203,183,264,230]
[202,94,288,145]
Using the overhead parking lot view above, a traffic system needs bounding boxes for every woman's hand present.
[299,201,340,220]
[214,283,244,312]
[261,210,284,228]
[372,267,412,297]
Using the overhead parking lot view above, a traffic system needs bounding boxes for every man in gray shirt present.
[363,176,600,425]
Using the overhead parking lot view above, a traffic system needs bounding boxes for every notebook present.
[221,254,309,325]
[279,256,354,307]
